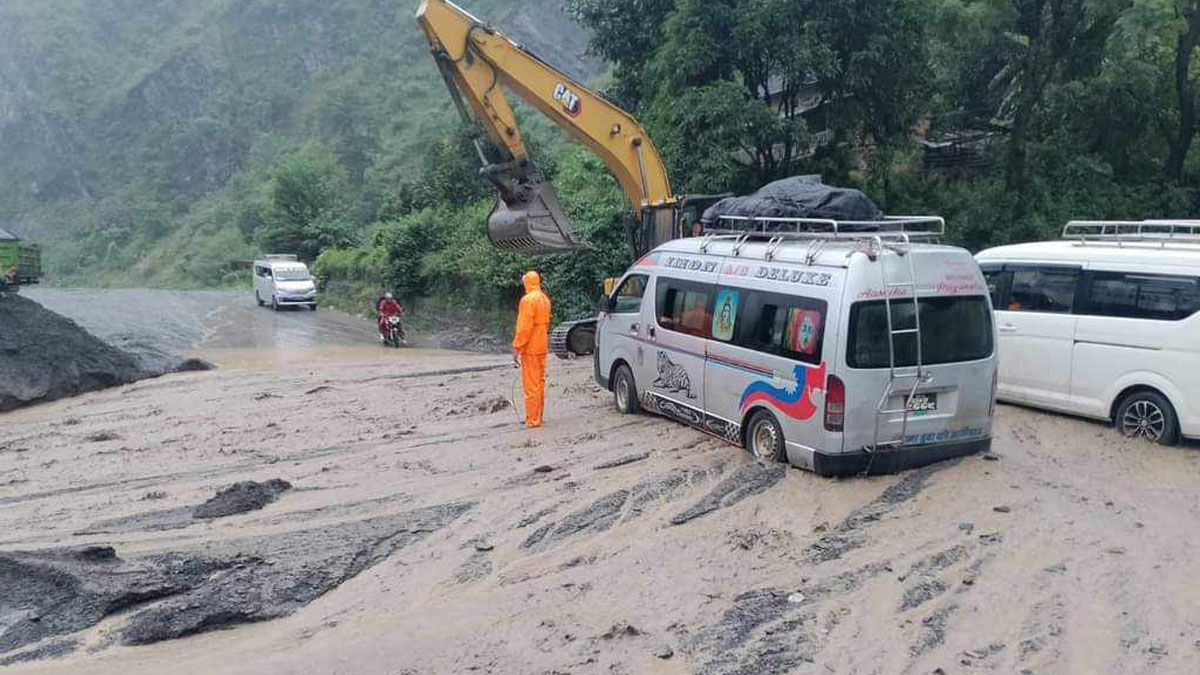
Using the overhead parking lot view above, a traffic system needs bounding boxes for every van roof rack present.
[706,215,945,242]
[1062,220,1200,245]
[262,254,300,261]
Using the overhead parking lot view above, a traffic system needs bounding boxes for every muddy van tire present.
[1116,390,1180,446]
[746,410,786,463]
[613,364,640,415]
[256,292,263,307]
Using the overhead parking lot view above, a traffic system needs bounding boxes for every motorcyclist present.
[376,292,404,342]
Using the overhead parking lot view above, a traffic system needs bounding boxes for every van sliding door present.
[993,265,1080,409]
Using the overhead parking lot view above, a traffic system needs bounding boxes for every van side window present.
[1083,272,1200,321]
[740,292,827,365]
[981,267,1010,308]
[1007,267,1078,313]
[711,289,739,342]
[611,275,648,314]
[656,279,712,338]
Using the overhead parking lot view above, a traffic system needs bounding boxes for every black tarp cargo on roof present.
[701,175,882,231]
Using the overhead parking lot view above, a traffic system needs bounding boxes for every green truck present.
[0,227,42,290]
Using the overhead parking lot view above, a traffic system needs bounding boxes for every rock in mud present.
[0,295,148,412]
[0,502,473,657]
[193,479,292,519]
[173,358,215,373]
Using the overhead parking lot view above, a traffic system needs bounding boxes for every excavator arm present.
[417,0,677,255]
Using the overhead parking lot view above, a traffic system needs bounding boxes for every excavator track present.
[550,318,597,359]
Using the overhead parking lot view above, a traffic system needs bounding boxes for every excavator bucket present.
[487,181,582,254]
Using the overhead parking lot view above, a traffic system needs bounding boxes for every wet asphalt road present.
[24,288,379,370]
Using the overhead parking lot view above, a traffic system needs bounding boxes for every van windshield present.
[847,296,993,369]
[274,268,311,281]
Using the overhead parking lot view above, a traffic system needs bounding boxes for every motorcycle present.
[381,314,406,348]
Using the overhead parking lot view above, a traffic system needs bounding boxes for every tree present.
[255,147,355,260]
[567,0,678,109]
[1167,0,1200,180]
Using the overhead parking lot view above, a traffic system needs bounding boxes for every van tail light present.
[825,374,845,432]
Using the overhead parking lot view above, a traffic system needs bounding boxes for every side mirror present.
[601,294,615,314]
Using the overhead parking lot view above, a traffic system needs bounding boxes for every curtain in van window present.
[739,292,827,365]
[657,281,713,338]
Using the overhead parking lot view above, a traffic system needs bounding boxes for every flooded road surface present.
[25,288,383,370]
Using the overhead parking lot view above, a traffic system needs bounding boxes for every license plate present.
[907,393,938,413]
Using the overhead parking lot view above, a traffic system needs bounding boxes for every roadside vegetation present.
[3,0,1200,323]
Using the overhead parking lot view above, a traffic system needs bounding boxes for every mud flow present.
[2,303,1199,673]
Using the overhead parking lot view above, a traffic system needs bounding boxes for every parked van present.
[595,216,997,476]
[977,220,1200,445]
[253,255,318,311]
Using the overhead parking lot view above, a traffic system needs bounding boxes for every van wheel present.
[256,292,263,307]
[1116,391,1179,446]
[745,410,785,463]
[613,364,640,415]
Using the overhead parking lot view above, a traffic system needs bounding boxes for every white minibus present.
[595,216,998,476]
[977,220,1200,445]
[253,255,318,311]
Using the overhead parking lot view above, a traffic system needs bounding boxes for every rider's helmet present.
[384,292,394,299]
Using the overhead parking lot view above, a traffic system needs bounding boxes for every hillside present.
[0,0,600,286]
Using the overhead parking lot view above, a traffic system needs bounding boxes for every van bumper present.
[812,437,991,477]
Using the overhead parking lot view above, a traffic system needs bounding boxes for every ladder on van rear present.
[870,234,926,453]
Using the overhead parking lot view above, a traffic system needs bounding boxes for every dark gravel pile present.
[193,479,293,519]
[0,295,147,412]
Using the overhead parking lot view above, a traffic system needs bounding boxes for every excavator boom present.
[416,0,676,254]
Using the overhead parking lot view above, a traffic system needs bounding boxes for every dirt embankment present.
[1,352,1198,674]
[0,295,155,412]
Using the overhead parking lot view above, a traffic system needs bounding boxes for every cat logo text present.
[553,83,582,117]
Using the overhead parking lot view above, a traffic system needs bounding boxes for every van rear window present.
[847,296,993,369]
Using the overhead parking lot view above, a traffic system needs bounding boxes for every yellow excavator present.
[416,0,727,355]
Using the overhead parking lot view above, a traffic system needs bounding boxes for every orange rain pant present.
[521,353,547,427]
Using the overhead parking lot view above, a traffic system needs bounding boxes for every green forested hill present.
[3,0,1200,321]
[0,0,595,286]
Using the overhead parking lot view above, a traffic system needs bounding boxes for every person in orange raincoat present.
[513,270,552,428]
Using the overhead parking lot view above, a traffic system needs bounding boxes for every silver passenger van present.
[594,216,998,476]
[253,255,318,311]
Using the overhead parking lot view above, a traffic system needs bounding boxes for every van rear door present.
[842,295,995,450]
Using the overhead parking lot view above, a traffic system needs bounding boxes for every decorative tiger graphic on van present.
[654,351,696,399]
[740,361,827,421]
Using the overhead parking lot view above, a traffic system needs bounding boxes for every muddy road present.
[2,349,1200,673]
[24,288,381,371]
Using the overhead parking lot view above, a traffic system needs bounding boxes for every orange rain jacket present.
[513,271,552,356]
[514,271,552,427]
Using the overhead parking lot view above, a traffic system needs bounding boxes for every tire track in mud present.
[803,460,960,564]
[686,460,988,674]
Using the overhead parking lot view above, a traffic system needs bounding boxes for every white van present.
[595,216,998,476]
[253,255,318,311]
[977,220,1200,445]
